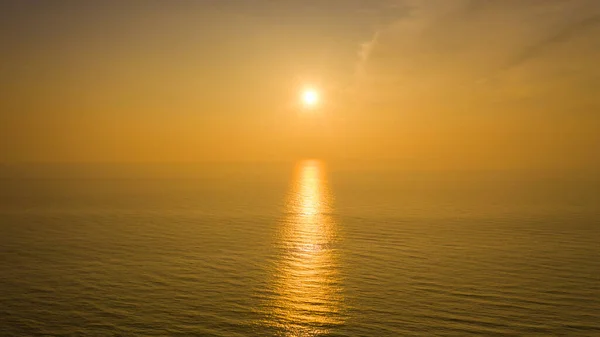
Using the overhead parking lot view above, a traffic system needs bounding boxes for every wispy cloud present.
[505,13,600,70]
[352,0,600,112]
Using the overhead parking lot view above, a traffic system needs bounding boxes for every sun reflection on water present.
[266,160,345,336]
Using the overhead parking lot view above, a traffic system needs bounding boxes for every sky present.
[1,0,599,169]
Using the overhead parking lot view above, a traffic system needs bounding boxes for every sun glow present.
[301,89,319,108]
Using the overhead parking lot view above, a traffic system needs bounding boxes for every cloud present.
[336,0,600,169]
[505,13,600,70]
[353,0,600,113]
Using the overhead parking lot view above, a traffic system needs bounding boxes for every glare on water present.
[266,160,344,336]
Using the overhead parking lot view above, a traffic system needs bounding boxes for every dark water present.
[1,161,599,336]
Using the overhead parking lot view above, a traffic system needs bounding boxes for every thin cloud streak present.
[353,0,600,105]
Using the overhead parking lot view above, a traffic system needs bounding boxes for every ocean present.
[1,161,599,336]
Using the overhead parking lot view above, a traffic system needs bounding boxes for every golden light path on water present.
[266,160,345,336]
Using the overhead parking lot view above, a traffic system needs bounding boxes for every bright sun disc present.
[302,89,319,107]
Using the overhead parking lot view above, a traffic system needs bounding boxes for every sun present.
[301,89,319,108]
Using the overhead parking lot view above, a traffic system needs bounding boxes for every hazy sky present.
[2,0,599,169]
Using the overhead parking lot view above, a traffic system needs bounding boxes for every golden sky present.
[1,1,599,169]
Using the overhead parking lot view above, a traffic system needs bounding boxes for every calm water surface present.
[1,161,599,336]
